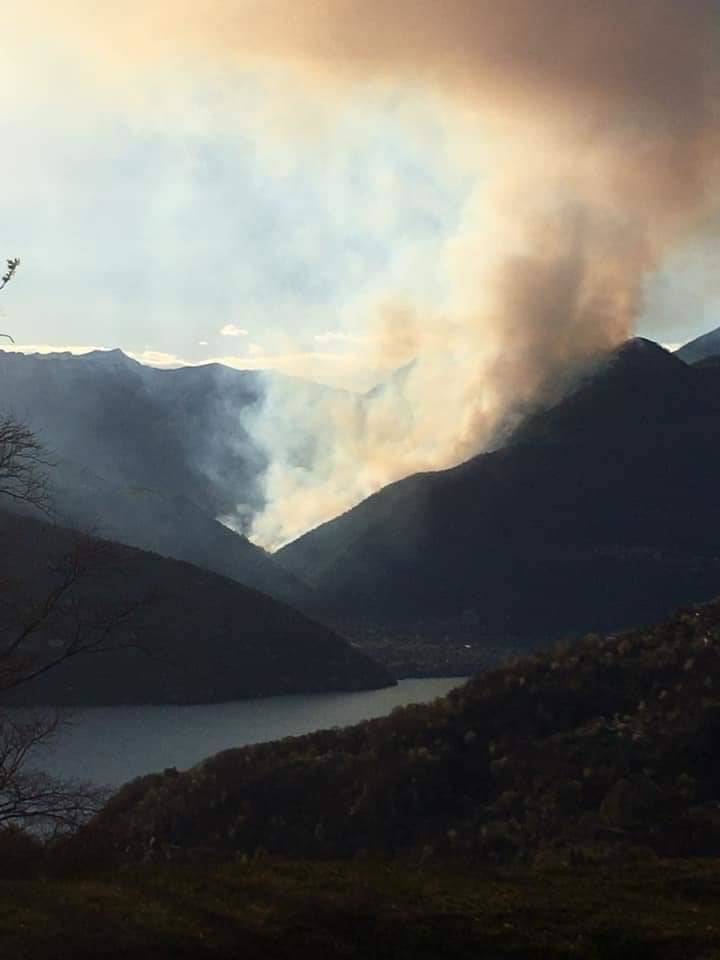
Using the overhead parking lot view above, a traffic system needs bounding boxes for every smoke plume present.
[25,1,720,546]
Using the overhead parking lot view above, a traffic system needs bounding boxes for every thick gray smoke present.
[20,1,720,546]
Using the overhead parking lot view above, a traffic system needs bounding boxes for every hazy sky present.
[0,30,470,388]
[2,3,717,390]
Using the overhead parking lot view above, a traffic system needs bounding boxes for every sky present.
[0,38,471,389]
[2,2,719,547]
[1,2,717,390]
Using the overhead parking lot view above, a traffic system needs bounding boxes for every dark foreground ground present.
[2,858,720,959]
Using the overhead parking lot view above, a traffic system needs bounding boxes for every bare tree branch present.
[0,533,150,693]
[0,535,148,831]
[0,257,20,342]
[0,710,108,833]
[0,256,131,833]
[0,415,52,514]
[0,258,19,293]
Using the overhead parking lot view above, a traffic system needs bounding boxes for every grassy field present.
[2,858,720,959]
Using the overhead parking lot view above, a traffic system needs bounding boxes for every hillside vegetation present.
[85,594,720,863]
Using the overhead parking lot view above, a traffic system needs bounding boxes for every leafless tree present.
[0,536,143,689]
[0,258,52,513]
[0,532,148,834]
[0,259,141,835]
[0,415,51,513]
[0,257,19,342]
[0,713,105,834]
[0,258,19,293]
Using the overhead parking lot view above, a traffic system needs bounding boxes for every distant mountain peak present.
[278,329,720,639]
[586,336,685,383]
[88,347,127,358]
[608,336,680,364]
[79,348,139,367]
[614,336,667,355]
[0,346,138,367]
[676,324,720,365]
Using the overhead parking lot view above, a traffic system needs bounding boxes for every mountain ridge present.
[676,324,720,364]
[0,349,343,610]
[278,336,720,641]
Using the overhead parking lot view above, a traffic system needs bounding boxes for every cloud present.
[313,331,368,346]
[220,324,249,337]
[127,349,186,368]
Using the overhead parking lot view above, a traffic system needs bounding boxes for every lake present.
[32,678,468,787]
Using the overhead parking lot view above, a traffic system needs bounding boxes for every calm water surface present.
[35,678,467,787]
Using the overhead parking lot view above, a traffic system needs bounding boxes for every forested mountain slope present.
[279,339,720,640]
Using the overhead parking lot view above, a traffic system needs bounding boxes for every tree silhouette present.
[0,257,19,343]
[0,257,140,834]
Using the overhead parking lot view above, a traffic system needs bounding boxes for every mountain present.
[0,509,392,706]
[0,348,267,518]
[676,324,720,364]
[85,593,720,864]
[46,458,313,611]
[278,338,720,641]
[0,349,333,609]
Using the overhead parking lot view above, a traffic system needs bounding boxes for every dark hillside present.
[0,349,332,610]
[506,338,698,448]
[676,323,720,364]
[278,339,720,640]
[88,595,720,864]
[47,459,314,612]
[0,349,266,519]
[0,509,392,706]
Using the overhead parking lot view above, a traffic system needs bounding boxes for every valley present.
[4,334,720,694]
